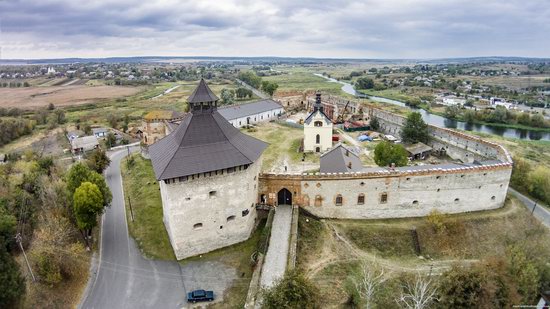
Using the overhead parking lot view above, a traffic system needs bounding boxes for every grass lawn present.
[262,69,348,95]
[121,154,175,260]
[243,122,319,171]
[181,218,267,308]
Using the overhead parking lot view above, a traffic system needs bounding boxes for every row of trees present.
[237,71,279,96]
[0,81,30,88]
[0,149,111,306]
[445,106,549,128]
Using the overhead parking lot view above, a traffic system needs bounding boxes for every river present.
[314,73,550,141]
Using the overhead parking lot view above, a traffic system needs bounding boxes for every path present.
[151,85,181,99]
[260,205,293,288]
[509,188,550,228]
[236,79,269,99]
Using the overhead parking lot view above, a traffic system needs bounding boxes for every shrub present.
[262,270,321,309]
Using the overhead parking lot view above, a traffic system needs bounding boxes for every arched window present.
[314,195,323,207]
[357,194,365,205]
[335,194,343,206]
[314,121,323,127]
[193,223,203,230]
[316,134,320,144]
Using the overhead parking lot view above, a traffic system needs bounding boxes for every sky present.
[0,0,549,60]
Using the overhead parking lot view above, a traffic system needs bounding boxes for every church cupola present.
[187,78,220,113]
[313,91,323,113]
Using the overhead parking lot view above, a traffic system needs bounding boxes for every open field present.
[121,154,175,260]
[297,197,550,307]
[0,85,143,109]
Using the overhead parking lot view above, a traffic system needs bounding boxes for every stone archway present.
[277,188,292,205]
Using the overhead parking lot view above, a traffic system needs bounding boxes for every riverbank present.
[359,89,550,134]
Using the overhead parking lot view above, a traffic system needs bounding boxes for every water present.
[314,73,550,141]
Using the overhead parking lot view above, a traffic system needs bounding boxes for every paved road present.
[80,148,186,308]
[260,205,293,288]
[509,188,550,228]
[236,79,269,99]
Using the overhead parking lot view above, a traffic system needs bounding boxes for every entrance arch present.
[277,188,292,205]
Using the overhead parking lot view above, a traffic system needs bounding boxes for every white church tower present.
[149,79,268,260]
[303,92,333,152]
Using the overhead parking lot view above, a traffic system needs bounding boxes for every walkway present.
[509,188,550,228]
[260,204,293,288]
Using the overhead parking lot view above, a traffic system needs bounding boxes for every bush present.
[34,251,62,286]
[262,270,321,309]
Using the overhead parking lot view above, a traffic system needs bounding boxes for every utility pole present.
[16,233,36,282]
[531,202,537,215]
[127,195,135,222]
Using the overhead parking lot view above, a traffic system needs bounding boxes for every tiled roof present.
[320,143,363,173]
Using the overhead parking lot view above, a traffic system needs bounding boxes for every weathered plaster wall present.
[160,161,261,260]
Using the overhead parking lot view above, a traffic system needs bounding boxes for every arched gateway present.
[277,188,292,205]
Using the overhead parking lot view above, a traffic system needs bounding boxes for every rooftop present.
[217,99,283,121]
[188,78,219,103]
[320,143,363,173]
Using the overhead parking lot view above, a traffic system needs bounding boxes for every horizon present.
[1,0,549,60]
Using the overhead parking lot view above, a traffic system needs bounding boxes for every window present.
[335,194,343,206]
[358,194,365,205]
[314,121,323,127]
[227,215,235,222]
[345,150,350,157]
[412,200,419,205]
[242,209,250,217]
[316,134,320,144]
[454,198,460,203]
[491,196,496,200]
[314,195,323,207]
[193,223,203,230]
[209,191,217,198]
[380,193,388,204]
[347,162,352,169]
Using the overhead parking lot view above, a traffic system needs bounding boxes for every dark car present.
[187,289,215,303]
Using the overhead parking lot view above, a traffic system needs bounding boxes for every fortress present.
[149,80,513,260]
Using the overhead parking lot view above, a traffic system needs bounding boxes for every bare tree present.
[396,273,438,309]
[353,262,388,309]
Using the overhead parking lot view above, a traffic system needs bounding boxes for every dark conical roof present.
[188,78,219,103]
[149,111,268,180]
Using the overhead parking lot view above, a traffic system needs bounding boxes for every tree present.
[374,141,408,167]
[220,88,234,105]
[355,77,375,90]
[66,163,111,206]
[0,249,25,307]
[396,273,438,309]
[352,262,388,309]
[87,149,111,173]
[106,132,117,148]
[401,112,430,144]
[237,71,262,89]
[262,270,321,309]
[510,156,531,192]
[370,116,380,131]
[73,182,105,248]
[236,87,252,99]
[463,110,476,123]
[444,105,461,119]
[528,166,550,205]
[261,81,279,96]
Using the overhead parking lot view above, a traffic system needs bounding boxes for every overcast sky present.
[0,0,548,59]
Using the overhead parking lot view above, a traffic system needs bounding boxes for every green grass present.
[296,211,326,269]
[121,154,175,260]
[262,70,349,96]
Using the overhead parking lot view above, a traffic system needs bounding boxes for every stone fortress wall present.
[160,161,261,260]
[258,105,513,219]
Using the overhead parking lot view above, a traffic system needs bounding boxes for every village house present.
[70,136,99,154]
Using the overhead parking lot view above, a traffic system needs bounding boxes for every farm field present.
[0,84,143,109]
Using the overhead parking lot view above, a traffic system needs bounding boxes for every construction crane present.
[335,100,350,124]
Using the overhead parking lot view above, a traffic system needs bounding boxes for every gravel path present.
[260,205,293,288]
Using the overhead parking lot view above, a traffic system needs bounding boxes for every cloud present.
[0,0,548,59]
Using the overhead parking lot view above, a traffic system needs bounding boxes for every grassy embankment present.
[297,197,550,307]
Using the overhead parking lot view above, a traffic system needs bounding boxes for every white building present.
[218,99,284,128]
[303,93,333,152]
[149,79,268,260]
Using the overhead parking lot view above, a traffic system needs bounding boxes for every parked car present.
[187,289,215,303]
